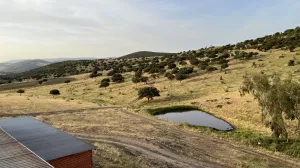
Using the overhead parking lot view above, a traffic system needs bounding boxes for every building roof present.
[0,128,53,168]
[0,117,96,161]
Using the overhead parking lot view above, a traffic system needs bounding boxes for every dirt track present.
[7,106,300,167]
[75,133,221,168]
[65,108,300,168]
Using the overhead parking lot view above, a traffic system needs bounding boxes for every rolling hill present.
[119,51,175,59]
[0,59,50,73]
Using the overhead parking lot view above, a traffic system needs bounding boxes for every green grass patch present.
[146,105,199,115]
[91,98,105,105]
[191,126,300,158]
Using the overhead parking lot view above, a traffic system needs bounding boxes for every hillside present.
[0,26,299,83]
[120,51,175,59]
[1,27,300,167]
[0,59,50,73]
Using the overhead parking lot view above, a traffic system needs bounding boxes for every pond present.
[155,110,233,131]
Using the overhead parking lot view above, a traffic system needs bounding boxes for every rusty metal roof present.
[0,117,96,162]
[0,128,53,168]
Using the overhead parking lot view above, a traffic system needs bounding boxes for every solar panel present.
[0,128,53,168]
[0,117,96,161]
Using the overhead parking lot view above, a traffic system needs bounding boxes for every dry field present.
[1,49,300,167]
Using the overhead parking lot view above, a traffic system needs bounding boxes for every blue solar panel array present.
[0,117,96,161]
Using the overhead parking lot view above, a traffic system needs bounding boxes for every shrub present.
[167,74,175,80]
[288,60,295,66]
[140,76,149,83]
[112,73,125,83]
[64,80,71,83]
[168,63,176,69]
[171,68,179,74]
[100,81,110,88]
[179,67,194,75]
[175,72,187,82]
[132,77,140,84]
[17,89,25,95]
[50,89,60,95]
[206,66,218,72]
[221,63,229,70]
[101,78,110,83]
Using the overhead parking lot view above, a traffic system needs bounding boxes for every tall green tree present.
[240,73,300,139]
[138,87,160,103]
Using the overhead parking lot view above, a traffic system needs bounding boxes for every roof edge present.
[0,127,54,168]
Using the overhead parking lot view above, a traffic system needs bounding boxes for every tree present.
[168,63,176,69]
[64,80,71,83]
[288,60,295,66]
[167,74,175,80]
[132,77,140,84]
[175,73,186,82]
[101,78,110,83]
[50,89,60,96]
[100,81,110,88]
[140,76,148,83]
[240,73,300,139]
[206,66,218,72]
[289,45,296,52]
[138,87,160,102]
[89,71,102,78]
[17,89,25,96]
[112,73,125,83]
[221,63,229,70]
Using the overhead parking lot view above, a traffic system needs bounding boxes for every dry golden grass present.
[1,49,299,137]
[0,94,98,116]
[1,49,300,167]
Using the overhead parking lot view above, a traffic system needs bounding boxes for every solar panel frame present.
[0,117,96,161]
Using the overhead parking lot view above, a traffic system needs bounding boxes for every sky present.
[0,0,299,62]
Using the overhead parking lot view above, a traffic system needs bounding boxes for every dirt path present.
[118,108,300,168]
[74,133,223,168]
[18,106,300,167]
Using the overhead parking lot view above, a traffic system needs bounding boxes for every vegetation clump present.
[100,78,110,88]
[240,73,300,139]
[138,87,160,102]
[50,89,60,95]
[17,89,25,95]
[112,74,125,83]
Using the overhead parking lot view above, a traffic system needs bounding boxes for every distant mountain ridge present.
[0,59,51,73]
[0,57,101,73]
[119,51,175,59]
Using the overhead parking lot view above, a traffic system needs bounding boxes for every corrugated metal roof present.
[0,117,96,161]
[0,128,53,168]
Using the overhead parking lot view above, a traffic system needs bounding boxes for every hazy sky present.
[0,0,299,62]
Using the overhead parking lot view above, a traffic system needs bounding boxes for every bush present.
[175,72,187,82]
[64,80,71,83]
[17,89,25,95]
[101,78,110,83]
[100,81,110,88]
[288,60,295,66]
[112,73,125,83]
[167,74,175,80]
[132,77,140,84]
[50,89,60,95]
[206,66,218,72]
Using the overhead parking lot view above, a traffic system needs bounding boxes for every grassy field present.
[1,49,300,167]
